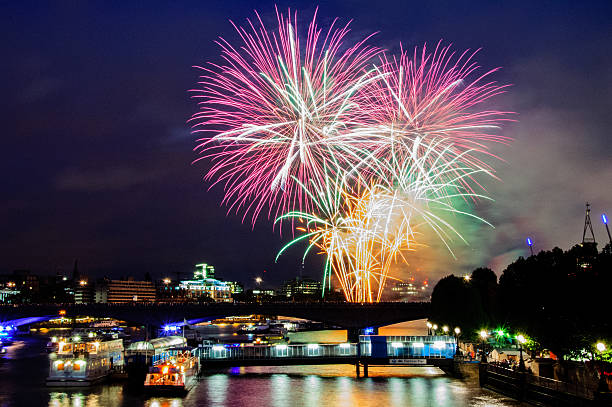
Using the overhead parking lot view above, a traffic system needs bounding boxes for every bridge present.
[197,334,456,377]
[0,302,429,339]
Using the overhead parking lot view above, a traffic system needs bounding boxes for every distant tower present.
[72,259,80,281]
[582,202,596,244]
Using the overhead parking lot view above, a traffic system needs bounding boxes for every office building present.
[94,278,156,303]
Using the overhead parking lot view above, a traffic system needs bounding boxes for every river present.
[0,320,527,407]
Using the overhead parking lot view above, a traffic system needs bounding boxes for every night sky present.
[2,1,611,286]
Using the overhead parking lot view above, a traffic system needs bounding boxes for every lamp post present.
[426,322,433,336]
[526,237,534,256]
[443,326,449,335]
[432,324,438,336]
[480,330,488,363]
[517,334,526,372]
[454,327,461,356]
[596,342,610,393]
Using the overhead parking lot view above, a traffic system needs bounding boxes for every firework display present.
[190,8,511,302]
[189,8,381,222]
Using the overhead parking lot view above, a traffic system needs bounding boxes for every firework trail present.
[189,8,381,223]
[350,43,512,194]
[276,137,494,302]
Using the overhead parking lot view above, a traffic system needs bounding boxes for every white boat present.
[46,336,124,387]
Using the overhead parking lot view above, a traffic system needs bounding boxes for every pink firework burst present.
[354,42,514,196]
[189,7,381,224]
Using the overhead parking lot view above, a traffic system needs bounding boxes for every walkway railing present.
[487,363,596,400]
[199,335,456,361]
[200,343,357,360]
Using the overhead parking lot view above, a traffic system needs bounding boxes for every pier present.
[197,335,456,377]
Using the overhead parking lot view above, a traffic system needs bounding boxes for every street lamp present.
[443,325,449,334]
[426,322,433,336]
[595,342,610,393]
[454,327,461,355]
[480,330,488,363]
[432,324,438,335]
[517,334,526,372]
[526,237,534,256]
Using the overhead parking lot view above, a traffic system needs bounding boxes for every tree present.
[498,244,612,359]
[431,244,612,359]
[430,275,486,340]
[470,267,498,324]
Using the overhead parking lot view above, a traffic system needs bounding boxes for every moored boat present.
[125,336,187,383]
[46,335,124,387]
[144,347,199,395]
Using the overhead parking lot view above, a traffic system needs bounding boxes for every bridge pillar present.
[363,362,369,378]
[348,328,359,342]
[355,362,360,378]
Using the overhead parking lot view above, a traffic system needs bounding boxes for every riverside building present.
[176,262,242,302]
[94,278,156,303]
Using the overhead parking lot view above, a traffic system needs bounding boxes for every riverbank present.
[0,334,530,406]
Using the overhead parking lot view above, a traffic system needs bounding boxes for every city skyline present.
[2,1,611,286]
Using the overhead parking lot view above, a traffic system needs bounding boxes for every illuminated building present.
[176,262,243,302]
[10,270,39,293]
[224,281,244,295]
[94,278,156,303]
[250,289,275,301]
[179,279,232,302]
[74,280,94,304]
[280,277,322,298]
[389,279,430,302]
[194,263,215,280]
[0,286,19,303]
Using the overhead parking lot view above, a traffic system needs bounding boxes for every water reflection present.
[48,386,123,407]
[145,399,182,407]
[271,374,291,407]
[40,367,525,407]
[303,375,321,407]
[389,377,406,404]
[41,372,525,407]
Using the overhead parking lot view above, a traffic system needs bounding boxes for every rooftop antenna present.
[582,202,596,244]
[602,213,612,246]
[526,237,534,256]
